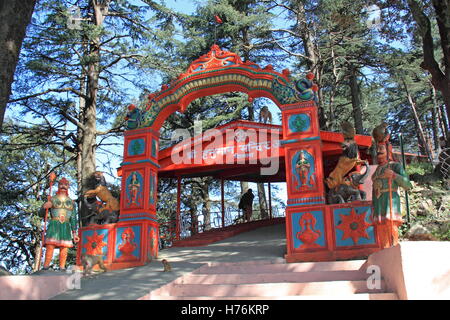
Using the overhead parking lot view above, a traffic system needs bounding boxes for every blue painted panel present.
[149,172,156,205]
[148,226,158,259]
[151,139,158,158]
[291,210,326,249]
[115,226,141,260]
[288,113,311,133]
[81,229,109,256]
[127,138,145,156]
[334,206,376,247]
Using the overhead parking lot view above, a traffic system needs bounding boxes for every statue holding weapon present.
[371,123,412,248]
[39,177,79,270]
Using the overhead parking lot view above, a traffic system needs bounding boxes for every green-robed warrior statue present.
[371,123,412,248]
[41,177,79,270]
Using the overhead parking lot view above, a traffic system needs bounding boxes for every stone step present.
[155,279,386,297]
[193,260,366,274]
[147,292,399,300]
[174,270,370,285]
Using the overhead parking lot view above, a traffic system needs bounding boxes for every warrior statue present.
[371,123,412,248]
[40,178,79,270]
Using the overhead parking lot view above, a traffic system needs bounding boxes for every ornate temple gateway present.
[76,45,406,270]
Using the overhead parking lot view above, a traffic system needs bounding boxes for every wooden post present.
[176,176,181,240]
[400,134,411,224]
[221,178,225,228]
[268,182,273,219]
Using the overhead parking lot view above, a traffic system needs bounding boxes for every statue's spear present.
[38,172,57,270]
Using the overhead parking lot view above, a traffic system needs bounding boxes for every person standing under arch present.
[239,189,255,222]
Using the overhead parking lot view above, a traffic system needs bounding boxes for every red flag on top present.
[214,15,223,24]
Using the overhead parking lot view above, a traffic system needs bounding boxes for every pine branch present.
[59,108,86,131]
[271,37,313,61]
[9,87,89,103]
[100,53,145,71]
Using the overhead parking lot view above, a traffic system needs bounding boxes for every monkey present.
[259,106,272,124]
[84,171,120,225]
[81,253,107,276]
[161,259,172,272]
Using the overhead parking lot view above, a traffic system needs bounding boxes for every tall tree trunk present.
[440,104,449,140]
[240,26,267,220]
[430,83,445,150]
[257,183,268,220]
[403,79,434,163]
[189,196,198,235]
[430,108,440,153]
[0,0,37,131]
[32,240,42,273]
[349,65,364,134]
[201,180,211,231]
[295,1,326,128]
[81,1,108,189]
[241,26,255,122]
[77,62,87,225]
[407,0,450,140]
[438,106,449,148]
[414,117,426,156]
[327,34,340,129]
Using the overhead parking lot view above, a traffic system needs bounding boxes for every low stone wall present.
[0,274,71,300]
[363,241,450,299]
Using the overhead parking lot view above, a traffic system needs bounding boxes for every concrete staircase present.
[172,217,285,247]
[142,259,398,300]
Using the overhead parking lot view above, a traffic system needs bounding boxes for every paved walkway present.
[52,222,286,300]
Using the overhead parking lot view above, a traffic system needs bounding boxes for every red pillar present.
[176,176,181,240]
[221,178,225,228]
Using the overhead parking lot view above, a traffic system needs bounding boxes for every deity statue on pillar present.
[40,178,79,270]
[127,172,142,206]
[371,123,412,248]
[294,150,316,189]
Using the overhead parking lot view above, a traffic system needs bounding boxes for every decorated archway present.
[126,44,318,132]
[77,45,382,270]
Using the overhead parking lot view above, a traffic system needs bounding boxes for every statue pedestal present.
[285,200,383,263]
[76,218,159,271]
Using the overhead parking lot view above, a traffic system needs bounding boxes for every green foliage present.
[399,179,450,242]
[406,162,434,176]
[431,228,450,242]
[0,120,77,274]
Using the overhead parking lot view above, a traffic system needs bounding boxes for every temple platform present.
[171,217,285,247]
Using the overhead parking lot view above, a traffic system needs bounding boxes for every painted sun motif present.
[336,208,371,245]
[83,231,107,256]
